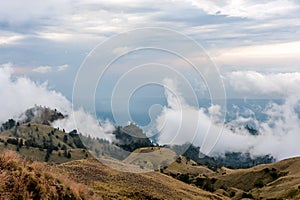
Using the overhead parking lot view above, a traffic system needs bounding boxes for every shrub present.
[6,138,18,145]
[67,151,72,159]
[229,191,235,197]
[177,173,190,184]
[2,119,16,130]
[242,192,254,199]
[254,180,264,188]
[263,168,270,173]
[176,157,182,163]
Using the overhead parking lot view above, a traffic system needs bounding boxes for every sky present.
[0,0,299,100]
[1,0,300,160]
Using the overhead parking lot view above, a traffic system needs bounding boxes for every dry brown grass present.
[163,156,214,176]
[200,157,300,200]
[0,151,98,200]
[124,147,178,171]
[58,157,229,200]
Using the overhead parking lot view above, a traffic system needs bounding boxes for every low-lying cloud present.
[0,66,114,140]
[154,72,300,160]
[2,65,300,160]
[52,109,115,141]
[0,66,71,121]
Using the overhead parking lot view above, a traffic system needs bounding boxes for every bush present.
[242,192,254,199]
[220,185,228,190]
[270,170,279,180]
[194,177,215,192]
[229,191,235,197]
[254,180,264,188]
[7,138,18,145]
[67,151,71,159]
[176,157,182,163]
[45,152,50,162]
[177,174,190,184]
[263,168,270,173]
[2,119,16,130]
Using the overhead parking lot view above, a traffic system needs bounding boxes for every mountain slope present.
[166,156,300,199]
[0,151,97,200]
[57,158,228,200]
[123,147,177,171]
[0,123,88,163]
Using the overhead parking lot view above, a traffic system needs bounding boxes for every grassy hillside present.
[0,150,228,200]
[56,157,228,200]
[2,131,300,200]
[123,147,177,171]
[162,156,300,199]
[0,123,88,163]
[1,107,299,199]
[0,151,97,200]
[162,156,214,177]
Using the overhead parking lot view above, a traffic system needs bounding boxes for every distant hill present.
[112,123,153,152]
[20,106,64,125]
[166,156,300,199]
[0,122,88,163]
[1,106,64,131]
[124,147,178,171]
[225,157,300,199]
[171,143,275,170]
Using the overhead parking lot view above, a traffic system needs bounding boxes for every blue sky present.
[0,0,300,100]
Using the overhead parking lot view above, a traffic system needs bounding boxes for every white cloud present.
[0,32,24,46]
[190,0,299,19]
[32,64,69,74]
[0,65,114,140]
[214,41,300,70]
[220,41,300,57]
[32,66,52,74]
[1,0,298,55]
[36,32,73,42]
[0,0,71,24]
[228,71,300,97]
[57,64,69,72]
[52,109,115,141]
[153,76,300,160]
[0,66,71,121]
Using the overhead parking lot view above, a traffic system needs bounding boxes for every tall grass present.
[0,151,97,200]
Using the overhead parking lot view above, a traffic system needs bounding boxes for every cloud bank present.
[154,72,300,160]
[2,64,300,160]
[228,71,300,97]
[0,66,114,140]
[0,66,71,121]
